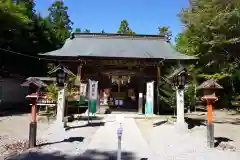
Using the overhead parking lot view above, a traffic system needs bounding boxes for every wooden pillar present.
[117,80,121,93]
[97,66,102,113]
[156,65,161,115]
[138,68,144,114]
[29,88,38,148]
[78,63,82,93]
[77,60,85,108]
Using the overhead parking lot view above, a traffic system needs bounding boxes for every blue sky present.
[35,0,190,42]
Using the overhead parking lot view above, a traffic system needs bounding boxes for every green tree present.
[83,29,90,33]
[0,0,62,76]
[75,28,81,32]
[101,29,105,33]
[48,0,73,43]
[175,0,240,106]
[0,0,29,30]
[177,0,240,81]
[16,0,35,18]
[117,20,135,34]
[158,26,172,43]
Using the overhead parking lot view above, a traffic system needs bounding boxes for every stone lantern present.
[48,65,75,126]
[168,67,189,131]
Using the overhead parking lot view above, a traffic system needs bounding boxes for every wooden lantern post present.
[198,79,223,148]
[201,93,218,148]
[22,78,46,148]
[26,91,38,148]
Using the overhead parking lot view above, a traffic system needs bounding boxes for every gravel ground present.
[186,110,240,150]
[2,110,239,159]
[135,110,240,159]
[0,113,51,158]
[0,113,103,159]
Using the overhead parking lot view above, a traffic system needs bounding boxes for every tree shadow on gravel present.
[0,104,30,118]
[186,117,240,126]
[185,117,206,129]
[214,137,233,147]
[6,149,137,160]
[214,119,240,125]
[37,137,85,147]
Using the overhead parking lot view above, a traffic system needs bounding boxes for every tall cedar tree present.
[158,26,172,43]
[48,0,73,44]
[117,20,135,34]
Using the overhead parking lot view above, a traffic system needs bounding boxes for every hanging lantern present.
[169,67,188,89]
[56,67,67,87]
[48,64,74,87]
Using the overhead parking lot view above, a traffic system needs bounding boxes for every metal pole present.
[117,124,122,160]
[117,135,121,160]
[207,103,214,148]
[29,98,37,148]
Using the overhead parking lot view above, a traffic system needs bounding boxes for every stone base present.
[174,122,188,133]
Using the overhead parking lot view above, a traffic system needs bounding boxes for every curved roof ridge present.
[71,32,165,40]
[42,33,197,60]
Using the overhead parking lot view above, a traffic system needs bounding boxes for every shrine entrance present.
[101,70,138,110]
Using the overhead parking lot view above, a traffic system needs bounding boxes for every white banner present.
[80,83,87,96]
[146,81,154,115]
[146,81,154,102]
[88,80,98,100]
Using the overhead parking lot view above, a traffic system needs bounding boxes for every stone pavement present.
[85,114,156,159]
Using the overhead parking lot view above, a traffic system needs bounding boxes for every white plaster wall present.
[0,78,26,105]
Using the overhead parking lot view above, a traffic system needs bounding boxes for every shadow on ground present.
[214,137,233,147]
[185,117,240,127]
[74,116,104,121]
[214,119,240,125]
[0,104,30,118]
[38,137,85,147]
[185,117,206,129]
[65,122,105,131]
[153,120,167,127]
[6,149,137,160]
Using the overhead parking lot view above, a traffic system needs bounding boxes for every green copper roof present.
[43,32,196,60]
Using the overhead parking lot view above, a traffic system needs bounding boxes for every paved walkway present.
[6,114,240,160]
[84,114,155,159]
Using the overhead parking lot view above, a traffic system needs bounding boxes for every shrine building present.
[41,32,195,114]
